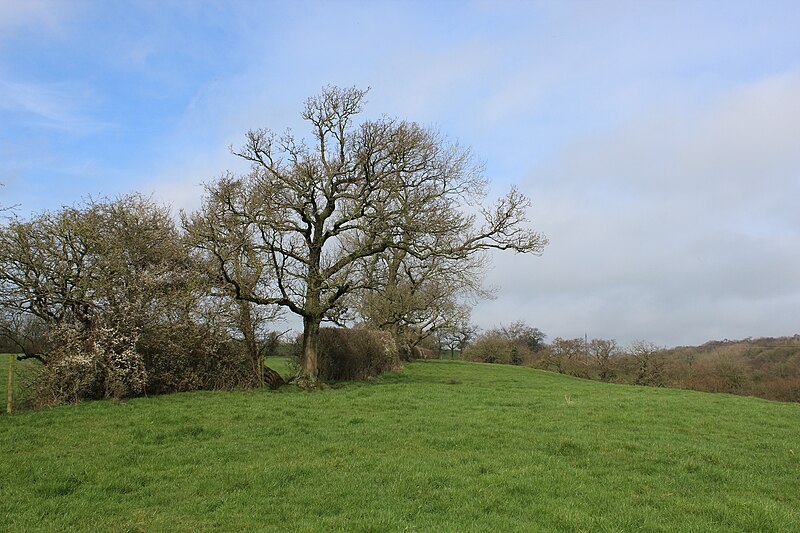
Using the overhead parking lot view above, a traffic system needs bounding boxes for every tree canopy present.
[187,86,547,383]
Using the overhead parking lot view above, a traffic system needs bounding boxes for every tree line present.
[454,323,800,402]
[0,86,547,404]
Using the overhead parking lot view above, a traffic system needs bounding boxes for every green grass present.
[265,355,295,379]
[1,360,799,531]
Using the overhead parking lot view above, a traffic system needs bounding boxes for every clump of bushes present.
[137,321,255,394]
[464,333,533,365]
[33,318,256,406]
[35,323,147,405]
[464,321,545,365]
[315,327,401,381]
[0,194,266,407]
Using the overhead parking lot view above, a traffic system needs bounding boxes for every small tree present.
[463,322,544,365]
[353,204,494,355]
[438,319,479,359]
[198,249,287,388]
[187,86,547,384]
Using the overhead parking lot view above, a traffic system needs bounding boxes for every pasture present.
[2,360,799,531]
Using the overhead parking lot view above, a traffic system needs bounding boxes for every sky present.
[1,0,799,347]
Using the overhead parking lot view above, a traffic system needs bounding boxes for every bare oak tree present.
[186,86,547,384]
[587,338,618,382]
[629,340,665,386]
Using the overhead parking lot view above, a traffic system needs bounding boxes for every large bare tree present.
[187,86,547,384]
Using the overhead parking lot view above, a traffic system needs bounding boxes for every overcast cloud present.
[1,0,798,346]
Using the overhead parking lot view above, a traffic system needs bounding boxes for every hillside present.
[2,360,799,531]
[659,335,800,401]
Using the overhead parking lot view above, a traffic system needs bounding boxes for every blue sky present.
[2,0,799,346]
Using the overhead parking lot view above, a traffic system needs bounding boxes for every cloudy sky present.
[1,0,798,347]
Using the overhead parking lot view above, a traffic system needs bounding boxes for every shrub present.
[36,323,147,406]
[751,376,800,402]
[41,353,103,405]
[464,333,534,365]
[316,328,401,381]
[137,320,254,394]
[34,317,256,406]
[687,350,751,394]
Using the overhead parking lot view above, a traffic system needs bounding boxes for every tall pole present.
[6,355,13,415]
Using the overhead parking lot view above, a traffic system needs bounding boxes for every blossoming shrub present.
[36,323,146,405]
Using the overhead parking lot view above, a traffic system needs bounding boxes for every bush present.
[751,376,800,402]
[34,318,256,406]
[36,323,147,405]
[137,321,255,394]
[464,333,534,365]
[316,328,401,381]
[687,351,751,394]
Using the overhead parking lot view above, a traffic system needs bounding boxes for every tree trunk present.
[236,299,262,384]
[299,316,321,384]
[262,365,286,389]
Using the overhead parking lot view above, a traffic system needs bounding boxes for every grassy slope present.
[1,360,799,532]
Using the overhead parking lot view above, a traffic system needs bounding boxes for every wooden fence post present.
[6,355,13,415]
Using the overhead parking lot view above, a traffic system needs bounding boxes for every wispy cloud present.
[0,78,109,134]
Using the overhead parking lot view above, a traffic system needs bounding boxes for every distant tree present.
[0,311,47,356]
[354,247,487,357]
[186,86,547,384]
[587,338,618,382]
[437,316,479,359]
[464,330,519,364]
[547,337,586,374]
[464,321,545,365]
[628,340,665,386]
[500,321,546,353]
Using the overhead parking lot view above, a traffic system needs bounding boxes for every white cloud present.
[3,0,797,348]
[474,72,800,346]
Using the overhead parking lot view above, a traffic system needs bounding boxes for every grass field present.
[1,360,799,531]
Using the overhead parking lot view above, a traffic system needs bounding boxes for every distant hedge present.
[317,328,401,381]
